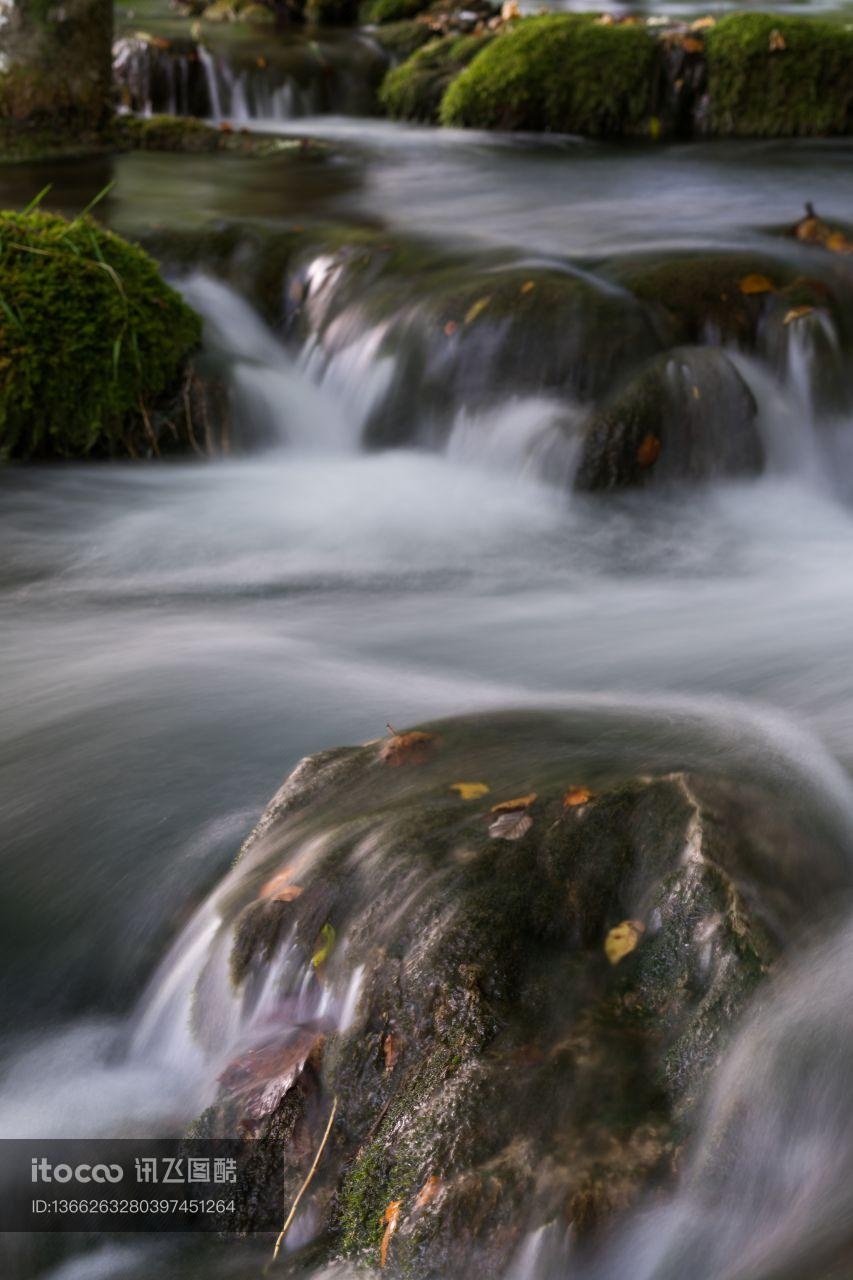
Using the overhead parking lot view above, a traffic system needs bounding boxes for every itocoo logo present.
[31,1158,123,1184]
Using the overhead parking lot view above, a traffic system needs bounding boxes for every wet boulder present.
[573,346,762,492]
[191,711,848,1275]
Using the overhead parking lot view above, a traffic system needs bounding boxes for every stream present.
[5,10,853,1278]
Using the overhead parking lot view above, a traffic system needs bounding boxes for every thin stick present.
[271,1095,338,1265]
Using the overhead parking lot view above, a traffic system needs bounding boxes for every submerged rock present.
[191,713,847,1275]
[0,212,201,461]
[573,346,763,492]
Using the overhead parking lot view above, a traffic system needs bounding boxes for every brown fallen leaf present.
[768,28,786,51]
[444,320,458,337]
[491,792,537,813]
[380,728,438,767]
[218,121,233,134]
[450,781,490,800]
[605,919,645,966]
[257,55,267,68]
[739,273,774,295]
[380,1201,402,1268]
[520,280,536,294]
[681,35,704,53]
[464,296,491,325]
[636,433,661,468]
[383,1032,398,1072]
[783,304,816,325]
[489,810,533,841]
[563,785,593,808]
[412,1175,444,1212]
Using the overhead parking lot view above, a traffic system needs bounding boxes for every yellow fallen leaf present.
[491,792,537,813]
[783,305,815,325]
[380,1201,402,1268]
[312,923,336,970]
[605,920,645,966]
[739,274,774,295]
[380,728,439,766]
[691,15,716,29]
[648,116,661,141]
[768,27,786,51]
[520,280,536,294]
[827,230,853,254]
[464,295,491,325]
[450,781,490,800]
[563,785,593,808]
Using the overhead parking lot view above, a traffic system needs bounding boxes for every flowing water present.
[7,20,853,1277]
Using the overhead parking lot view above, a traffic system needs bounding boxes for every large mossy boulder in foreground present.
[0,212,202,460]
[191,712,847,1275]
[574,347,763,492]
[705,14,853,138]
[440,15,658,136]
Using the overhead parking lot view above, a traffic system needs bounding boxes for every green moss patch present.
[439,14,658,136]
[380,32,494,122]
[0,211,201,459]
[360,0,430,23]
[705,14,853,137]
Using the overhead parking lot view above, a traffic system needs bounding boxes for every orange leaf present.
[768,28,786,51]
[681,35,704,53]
[490,792,537,814]
[739,274,774,295]
[783,305,815,325]
[380,729,438,767]
[520,280,536,294]
[827,230,853,254]
[563,785,593,808]
[444,320,458,337]
[383,1032,398,1072]
[260,867,303,901]
[380,1201,402,1267]
[413,1175,444,1211]
[636,434,661,468]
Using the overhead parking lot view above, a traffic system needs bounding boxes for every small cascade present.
[180,275,359,453]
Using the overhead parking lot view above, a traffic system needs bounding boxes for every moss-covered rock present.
[0,211,201,460]
[380,32,494,122]
[439,14,659,136]
[190,711,848,1274]
[573,346,763,492]
[360,0,430,23]
[368,17,436,59]
[705,13,853,138]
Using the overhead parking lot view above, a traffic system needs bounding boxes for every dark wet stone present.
[191,712,848,1274]
[573,346,763,492]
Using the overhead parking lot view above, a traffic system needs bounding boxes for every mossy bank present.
[0,211,202,460]
[382,12,853,138]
